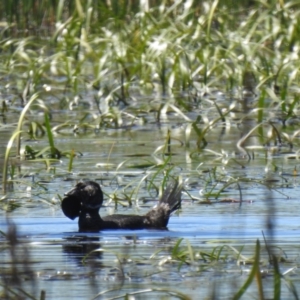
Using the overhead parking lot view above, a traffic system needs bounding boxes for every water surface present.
[1,95,300,299]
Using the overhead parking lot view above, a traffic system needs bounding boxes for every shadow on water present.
[62,235,102,266]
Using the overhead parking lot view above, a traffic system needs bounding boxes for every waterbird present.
[61,180,182,232]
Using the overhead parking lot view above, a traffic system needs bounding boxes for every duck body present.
[62,180,182,232]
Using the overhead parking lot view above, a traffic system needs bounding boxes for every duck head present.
[61,181,104,220]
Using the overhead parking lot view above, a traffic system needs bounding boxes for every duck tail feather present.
[159,179,182,213]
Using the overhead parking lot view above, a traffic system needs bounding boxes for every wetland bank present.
[1,0,300,299]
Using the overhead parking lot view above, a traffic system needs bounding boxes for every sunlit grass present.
[1,1,300,130]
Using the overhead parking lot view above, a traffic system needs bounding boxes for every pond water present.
[1,93,300,299]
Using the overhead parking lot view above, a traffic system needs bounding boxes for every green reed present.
[1,0,294,235]
[2,1,300,117]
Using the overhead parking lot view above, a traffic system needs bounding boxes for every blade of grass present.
[2,130,23,193]
[44,112,60,158]
[257,89,266,124]
[207,0,219,39]
[172,238,184,257]
[16,93,40,156]
[68,149,75,172]
[273,255,281,300]
[233,239,263,300]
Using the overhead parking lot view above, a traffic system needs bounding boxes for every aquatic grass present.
[233,240,263,300]
[151,238,249,268]
[148,238,299,298]
[2,94,38,194]
[191,100,235,149]
[273,255,281,300]
[2,1,300,298]
[92,287,192,300]
[2,92,77,192]
[44,112,60,158]
[147,155,173,191]
[109,159,180,206]
[2,130,22,193]
[68,149,75,172]
[22,114,72,161]
[201,168,290,203]
[116,158,156,171]
[2,0,300,111]
[186,150,293,204]
[0,1,298,99]
[257,89,266,132]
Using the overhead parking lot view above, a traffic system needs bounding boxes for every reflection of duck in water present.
[62,235,102,263]
[61,180,182,232]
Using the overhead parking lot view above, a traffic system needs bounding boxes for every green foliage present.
[233,240,263,299]
[147,237,300,299]
[1,1,300,121]
[2,0,300,156]
[5,0,296,204]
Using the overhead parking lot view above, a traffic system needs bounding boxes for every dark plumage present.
[61,180,182,232]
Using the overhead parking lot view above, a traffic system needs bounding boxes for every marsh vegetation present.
[1,0,300,299]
